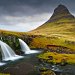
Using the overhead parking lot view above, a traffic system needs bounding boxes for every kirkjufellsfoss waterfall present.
[0,40,23,61]
[0,38,41,66]
[19,39,41,54]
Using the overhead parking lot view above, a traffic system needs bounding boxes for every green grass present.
[29,35,75,52]
[38,52,75,64]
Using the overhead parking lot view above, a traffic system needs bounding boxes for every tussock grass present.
[38,52,75,64]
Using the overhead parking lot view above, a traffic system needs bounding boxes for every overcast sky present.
[0,0,75,32]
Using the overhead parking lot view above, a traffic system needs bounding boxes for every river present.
[0,53,75,75]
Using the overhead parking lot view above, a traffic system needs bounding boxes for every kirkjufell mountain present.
[30,4,75,35]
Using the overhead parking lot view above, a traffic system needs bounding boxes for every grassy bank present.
[38,52,75,64]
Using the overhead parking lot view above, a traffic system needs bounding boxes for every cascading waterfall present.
[0,40,23,61]
[19,39,41,54]
[0,62,6,66]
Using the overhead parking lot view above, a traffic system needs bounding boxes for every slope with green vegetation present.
[29,4,75,52]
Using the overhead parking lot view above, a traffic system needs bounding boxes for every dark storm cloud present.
[0,0,75,32]
[0,0,57,16]
[0,0,75,16]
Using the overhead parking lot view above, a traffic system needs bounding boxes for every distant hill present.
[30,4,75,35]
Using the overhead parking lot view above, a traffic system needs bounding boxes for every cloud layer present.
[0,13,51,32]
[0,0,75,32]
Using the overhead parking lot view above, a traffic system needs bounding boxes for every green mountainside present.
[28,4,75,51]
[30,4,75,35]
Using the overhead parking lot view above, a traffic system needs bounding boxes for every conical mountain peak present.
[48,4,74,22]
[54,4,70,14]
